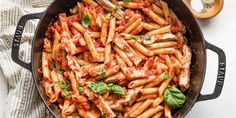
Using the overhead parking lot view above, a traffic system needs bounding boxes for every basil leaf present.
[59,70,64,75]
[98,69,106,79]
[163,86,186,108]
[115,6,123,10]
[87,81,110,94]
[130,36,135,40]
[163,73,170,80]
[124,0,130,2]
[108,83,125,95]
[60,80,71,98]
[82,13,92,28]
[76,85,85,93]
[110,84,125,95]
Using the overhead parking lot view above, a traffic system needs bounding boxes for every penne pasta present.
[84,32,100,60]
[137,106,163,118]
[143,8,168,26]
[42,1,192,117]
[113,46,133,67]
[127,40,154,56]
[130,99,154,117]
[146,25,171,36]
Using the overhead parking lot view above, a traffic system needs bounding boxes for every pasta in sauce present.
[41,0,192,118]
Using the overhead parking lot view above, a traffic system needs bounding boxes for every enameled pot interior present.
[32,0,206,117]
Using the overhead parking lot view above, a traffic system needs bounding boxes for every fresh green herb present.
[163,73,170,80]
[87,81,110,94]
[98,69,106,79]
[76,85,85,93]
[130,36,136,40]
[101,111,105,118]
[115,6,123,10]
[108,83,125,95]
[59,70,64,75]
[60,80,71,98]
[87,82,125,95]
[82,13,92,28]
[124,0,130,2]
[163,86,186,108]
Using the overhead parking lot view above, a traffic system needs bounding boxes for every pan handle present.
[11,12,43,71]
[197,41,226,101]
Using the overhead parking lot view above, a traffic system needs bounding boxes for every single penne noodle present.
[159,73,173,96]
[159,62,168,71]
[96,47,105,53]
[136,94,157,102]
[106,18,116,44]
[128,75,156,88]
[77,60,91,66]
[125,14,141,28]
[118,1,143,9]
[90,32,101,38]
[104,43,111,64]
[84,32,100,60]
[140,88,159,95]
[124,102,143,117]
[152,4,164,16]
[49,70,60,102]
[151,111,163,118]
[137,106,164,118]
[104,72,126,83]
[130,22,143,35]
[160,0,171,23]
[68,71,79,94]
[127,40,154,56]
[82,0,98,6]
[124,18,142,34]
[130,99,154,117]
[147,41,177,50]
[175,49,183,64]
[144,72,166,88]
[100,20,109,45]
[164,103,172,118]
[133,48,148,60]
[115,54,127,67]
[152,48,176,55]
[146,25,171,36]
[113,46,133,67]
[143,22,160,31]
[153,96,164,107]
[120,33,139,40]
[142,8,168,26]
[94,65,120,80]
[165,55,173,72]
[72,22,86,34]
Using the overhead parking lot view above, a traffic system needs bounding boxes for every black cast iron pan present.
[11,0,226,117]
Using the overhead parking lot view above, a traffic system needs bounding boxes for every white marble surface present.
[0,0,235,118]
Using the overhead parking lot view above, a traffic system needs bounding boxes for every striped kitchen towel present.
[0,0,53,117]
